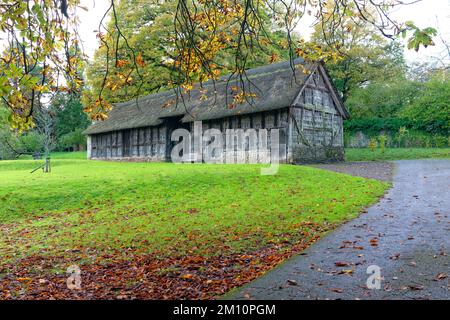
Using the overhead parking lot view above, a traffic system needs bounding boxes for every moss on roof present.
[84,59,336,135]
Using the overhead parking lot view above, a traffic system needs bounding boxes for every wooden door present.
[122,130,131,157]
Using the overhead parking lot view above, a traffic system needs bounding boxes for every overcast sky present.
[51,0,450,66]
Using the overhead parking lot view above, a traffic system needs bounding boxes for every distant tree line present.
[310,11,449,148]
[340,67,449,148]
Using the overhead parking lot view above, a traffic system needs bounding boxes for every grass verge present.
[345,148,450,161]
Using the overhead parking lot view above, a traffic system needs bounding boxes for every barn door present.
[164,116,190,162]
[122,130,131,157]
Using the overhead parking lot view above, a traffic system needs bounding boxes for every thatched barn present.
[84,58,349,163]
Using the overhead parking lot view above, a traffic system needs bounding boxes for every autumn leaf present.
[335,261,351,267]
[286,279,298,286]
[369,238,378,246]
[338,269,354,275]
[269,53,279,64]
[408,284,424,291]
[115,59,128,68]
[435,273,447,281]
[186,208,199,214]
[136,53,145,67]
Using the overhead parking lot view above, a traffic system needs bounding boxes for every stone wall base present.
[90,156,166,162]
[291,146,344,164]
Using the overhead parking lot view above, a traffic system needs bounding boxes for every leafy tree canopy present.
[310,2,407,102]
[0,0,439,129]
[399,71,450,134]
[83,0,291,106]
[52,94,90,138]
[345,76,422,118]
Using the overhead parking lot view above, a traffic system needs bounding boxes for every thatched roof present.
[84,58,346,135]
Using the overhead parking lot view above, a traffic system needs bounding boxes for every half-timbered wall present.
[90,125,167,161]
[197,108,289,164]
[89,109,290,163]
[289,67,345,163]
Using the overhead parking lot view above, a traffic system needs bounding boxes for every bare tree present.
[34,106,56,172]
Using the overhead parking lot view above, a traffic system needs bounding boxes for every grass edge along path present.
[345,147,450,162]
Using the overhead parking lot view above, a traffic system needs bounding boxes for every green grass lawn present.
[0,158,388,261]
[0,156,389,298]
[345,148,450,161]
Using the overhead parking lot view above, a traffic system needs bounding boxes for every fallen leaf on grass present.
[15,277,32,282]
[186,208,199,214]
[0,226,329,300]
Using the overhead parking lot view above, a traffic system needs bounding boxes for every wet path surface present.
[230,159,450,300]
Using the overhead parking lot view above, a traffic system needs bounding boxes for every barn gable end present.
[287,63,348,163]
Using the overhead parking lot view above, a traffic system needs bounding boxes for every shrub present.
[432,136,448,148]
[368,138,377,151]
[346,129,449,148]
[378,135,387,153]
[19,131,45,153]
[396,126,408,147]
[0,132,19,160]
[58,129,86,151]
[399,74,450,135]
